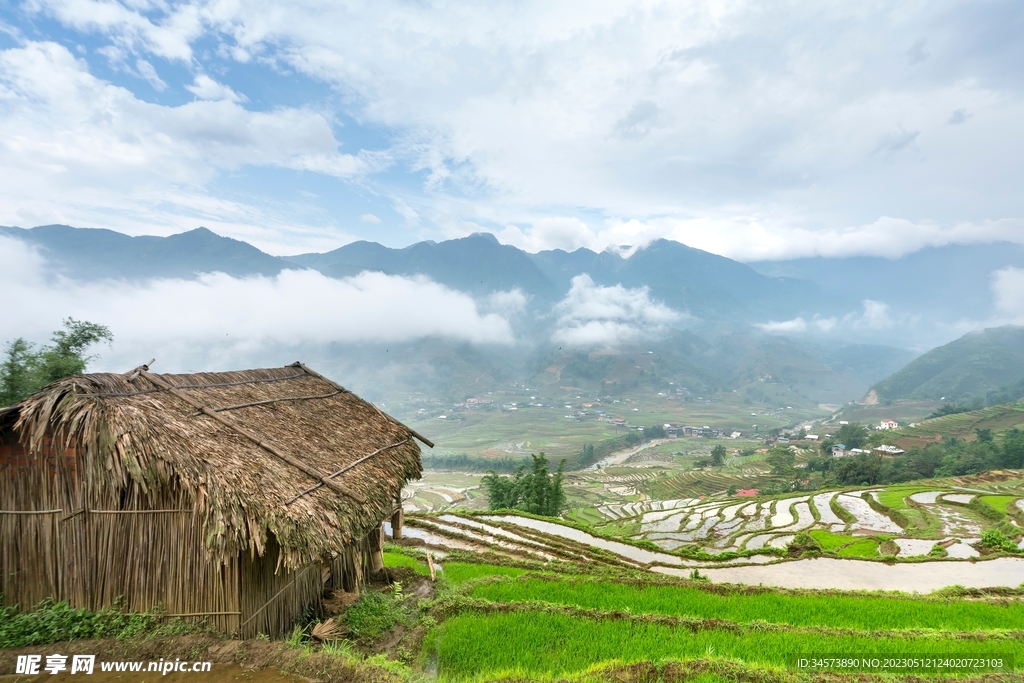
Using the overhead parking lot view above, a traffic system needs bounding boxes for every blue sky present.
[1,0,1022,258]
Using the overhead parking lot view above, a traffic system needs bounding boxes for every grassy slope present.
[872,325,1024,402]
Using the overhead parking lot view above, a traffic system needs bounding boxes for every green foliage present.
[980,530,1022,554]
[710,444,726,466]
[382,550,430,576]
[645,424,666,438]
[285,624,307,649]
[787,532,820,555]
[929,403,970,418]
[0,597,194,647]
[928,543,948,558]
[344,583,408,642]
[0,319,112,407]
[836,538,880,558]
[765,447,795,475]
[872,324,1024,402]
[421,452,520,473]
[481,453,566,516]
[834,422,869,449]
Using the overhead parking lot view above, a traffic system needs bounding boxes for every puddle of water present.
[657,557,1024,592]
[837,494,902,534]
[5,664,308,682]
[909,491,943,504]
[393,524,479,552]
[769,496,809,528]
[894,538,940,556]
[767,534,794,549]
[437,515,561,560]
[946,541,980,559]
[483,515,691,566]
[812,492,844,525]
[426,520,555,560]
[943,493,975,504]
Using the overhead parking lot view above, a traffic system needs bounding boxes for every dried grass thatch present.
[4,362,425,571]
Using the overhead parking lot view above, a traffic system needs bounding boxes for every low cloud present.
[551,274,681,348]
[0,236,514,372]
[991,267,1024,322]
[494,216,1024,262]
[757,300,894,336]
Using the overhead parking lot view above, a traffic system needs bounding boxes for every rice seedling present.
[431,612,1024,679]
[440,562,528,584]
[980,495,1018,515]
[836,538,879,557]
[468,577,1024,631]
[383,551,431,576]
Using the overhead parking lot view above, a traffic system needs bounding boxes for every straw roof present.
[5,363,426,569]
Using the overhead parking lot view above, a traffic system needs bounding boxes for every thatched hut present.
[0,362,430,637]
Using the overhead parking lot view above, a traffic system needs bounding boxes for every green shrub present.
[0,597,185,647]
[344,583,408,641]
[980,530,1021,554]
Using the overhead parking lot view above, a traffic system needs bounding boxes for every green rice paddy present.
[980,495,1018,515]
[468,577,1024,631]
[441,562,528,584]
[431,611,1023,679]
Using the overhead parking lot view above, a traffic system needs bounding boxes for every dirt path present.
[588,439,672,470]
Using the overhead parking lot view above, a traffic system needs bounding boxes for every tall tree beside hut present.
[482,453,566,516]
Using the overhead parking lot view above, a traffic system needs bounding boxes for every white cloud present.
[0,235,514,371]
[12,1,1024,259]
[551,274,681,348]
[757,300,895,336]
[0,40,372,253]
[134,58,166,90]
[359,213,382,224]
[991,267,1024,322]
[757,318,809,335]
[496,215,1024,261]
[185,73,245,102]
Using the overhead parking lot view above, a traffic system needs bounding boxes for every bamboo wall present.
[1,426,378,638]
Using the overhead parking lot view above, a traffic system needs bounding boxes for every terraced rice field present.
[572,478,1024,558]
[407,554,1024,681]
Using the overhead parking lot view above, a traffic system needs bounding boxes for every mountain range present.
[3,223,1021,406]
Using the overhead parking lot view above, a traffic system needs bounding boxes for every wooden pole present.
[369,524,384,573]
[390,503,403,541]
[138,369,366,503]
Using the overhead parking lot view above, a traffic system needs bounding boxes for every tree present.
[835,422,869,449]
[765,446,795,475]
[975,428,994,443]
[646,424,666,438]
[0,319,113,407]
[482,453,566,516]
[710,444,726,466]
